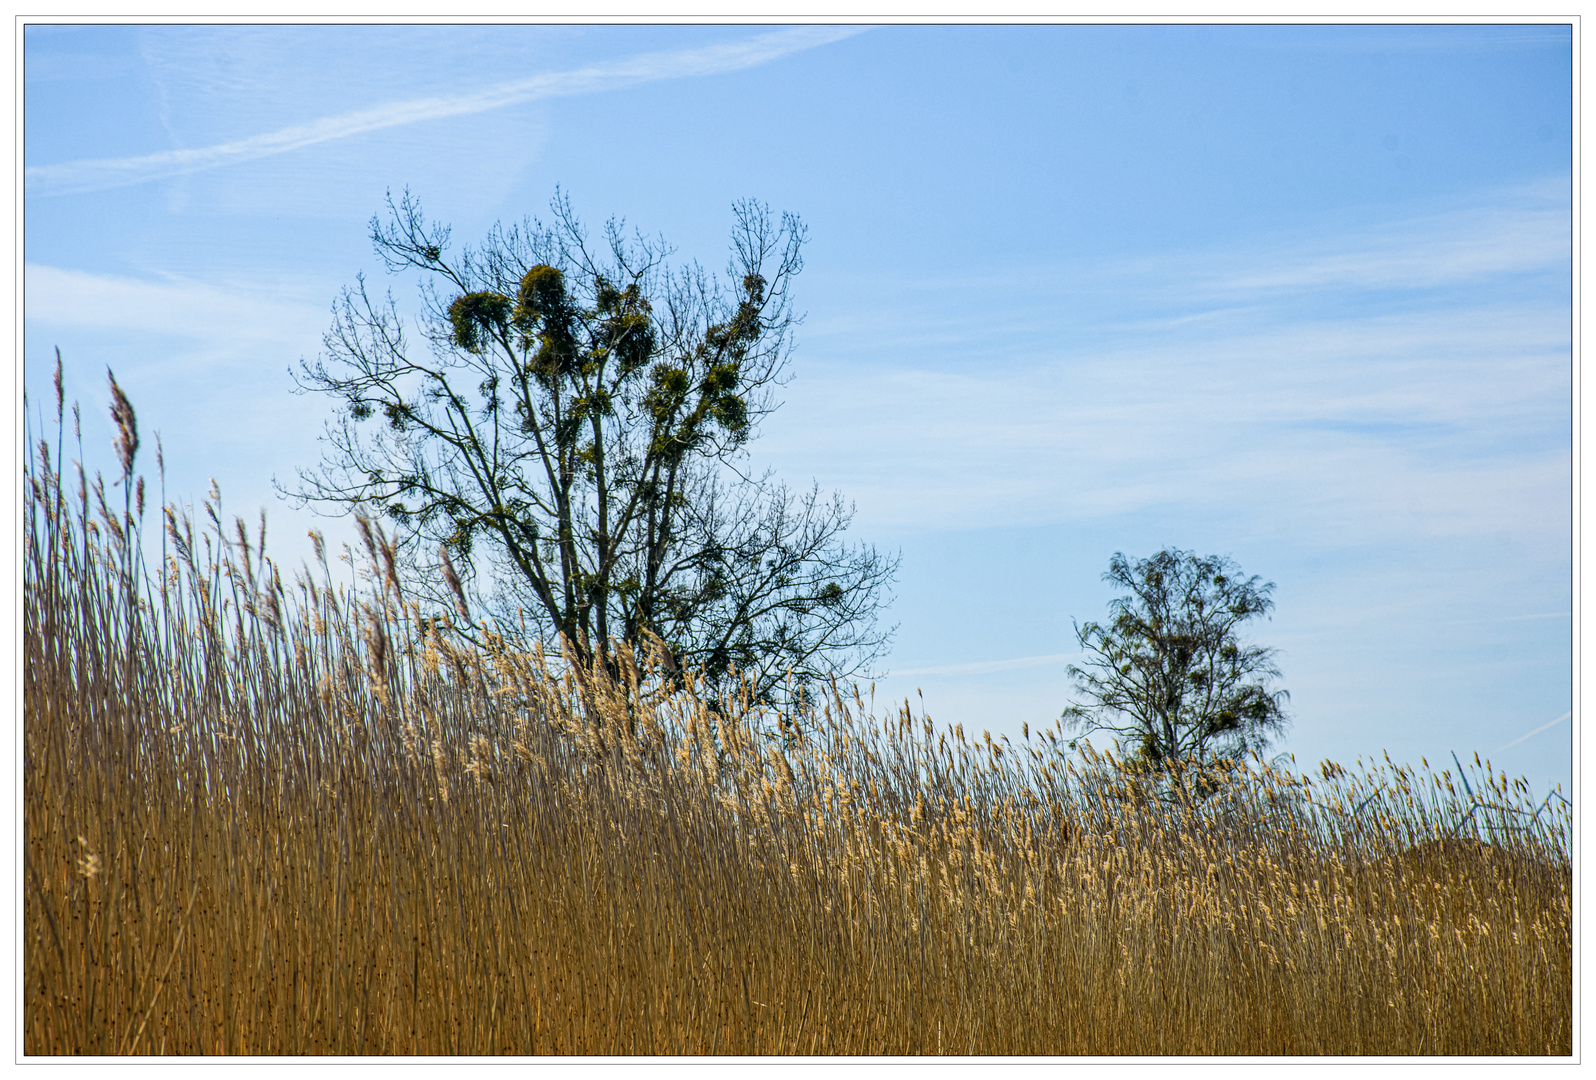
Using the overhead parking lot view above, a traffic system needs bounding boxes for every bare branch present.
[286,192,896,720]
[1062,548,1289,788]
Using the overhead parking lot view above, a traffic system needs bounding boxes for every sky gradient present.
[22,22,1574,796]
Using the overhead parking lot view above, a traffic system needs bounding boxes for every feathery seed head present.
[52,347,63,420]
[106,369,139,477]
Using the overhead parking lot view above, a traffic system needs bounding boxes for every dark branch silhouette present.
[284,189,897,716]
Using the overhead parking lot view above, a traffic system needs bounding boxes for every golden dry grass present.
[23,428,1570,1057]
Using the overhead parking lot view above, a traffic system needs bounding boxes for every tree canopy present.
[288,190,897,713]
[1061,548,1289,783]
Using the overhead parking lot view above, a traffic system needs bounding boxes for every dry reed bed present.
[23,424,1570,1056]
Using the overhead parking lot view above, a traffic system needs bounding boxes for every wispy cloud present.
[1208,203,1569,295]
[1085,193,1570,303]
[25,264,326,343]
[773,303,1569,546]
[27,26,867,197]
[776,184,1570,548]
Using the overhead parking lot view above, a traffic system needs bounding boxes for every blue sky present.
[21,22,1573,795]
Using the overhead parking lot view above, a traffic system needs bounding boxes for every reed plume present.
[22,379,1570,1057]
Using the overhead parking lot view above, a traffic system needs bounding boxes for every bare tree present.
[1062,549,1289,786]
[286,190,897,713]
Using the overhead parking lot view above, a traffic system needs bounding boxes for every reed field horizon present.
[22,380,1572,1058]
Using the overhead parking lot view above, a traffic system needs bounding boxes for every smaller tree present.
[1061,549,1288,786]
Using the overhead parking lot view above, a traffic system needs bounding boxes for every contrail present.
[1494,710,1572,753]
[27,26,869,197]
